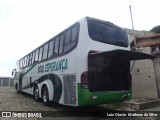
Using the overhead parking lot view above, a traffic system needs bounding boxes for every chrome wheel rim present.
[43,95,47,102]
[43,90,47,103]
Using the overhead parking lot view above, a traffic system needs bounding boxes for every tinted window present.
[19,23,79,66]
[65,29,71,45]
[22,58,25,67]
[43,43,49,60]
[25,56,28,66]
[23,57,26,67]
[27,55,30,66]
[54,37,59,56]
[64,42,76,53]
[71,26,78,42]
[64,25,78,53]
[59,34,64,54]
[24,58,27,67]
[21,59,24,68]
[35,49,39,62]
[18,61,20,68]
[48,40,54,58]
[20,60,22,68]
[32,51,35,64]
[38,47,43,61]
[28,53,32,65]
[88,20,129,47]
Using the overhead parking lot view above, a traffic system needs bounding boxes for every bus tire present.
[42,85,51,106]
[34,85,41,102]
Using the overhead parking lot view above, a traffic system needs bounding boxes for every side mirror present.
[12,69,16,76]
[12,71,14,76]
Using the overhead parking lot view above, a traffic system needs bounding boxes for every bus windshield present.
[87,20,129,47]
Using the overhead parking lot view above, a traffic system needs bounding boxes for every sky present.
[0,0,160,76]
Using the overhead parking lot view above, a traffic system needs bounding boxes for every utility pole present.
[129,5,137,50]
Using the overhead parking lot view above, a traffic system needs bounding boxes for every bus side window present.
[34,49,39,63]
[48,40,54,58]
[27,54,30,66]
[54,37,59,56]
[38,47,43,61]
[20,59,23,68]
[64,25,78,53]
[64,29,71,53]
[43,43,49,60]
[28,53,33,65]
[71,25,78,42]
[21,58,24,68]
[24,56,27,67]
[32,51,35,64]
[26,55,29,66]
[19,60,21,69]
[59,34,64,54]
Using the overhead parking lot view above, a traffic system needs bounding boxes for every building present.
[124,28,155,43]
[0,77,14,87]
[130,34,160,99]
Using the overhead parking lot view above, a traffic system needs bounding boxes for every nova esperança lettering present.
[38,58,68,73]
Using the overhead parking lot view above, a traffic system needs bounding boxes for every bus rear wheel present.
[42,86,51,106]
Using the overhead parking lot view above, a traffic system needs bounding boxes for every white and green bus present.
[12,17,153,106]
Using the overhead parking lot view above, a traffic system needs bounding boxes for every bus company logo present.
[2,112,11,117]
[38,58,68,73]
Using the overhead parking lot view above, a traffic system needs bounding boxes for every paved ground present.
[144,106,160,111]
[0,87,156,120]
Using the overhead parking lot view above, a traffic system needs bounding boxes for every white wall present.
[131,47,158,99]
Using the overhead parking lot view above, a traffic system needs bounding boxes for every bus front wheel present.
[42,86,51,106]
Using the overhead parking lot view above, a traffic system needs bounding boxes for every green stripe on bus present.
[77,83,131,106]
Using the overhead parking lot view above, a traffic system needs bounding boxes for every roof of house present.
[137,33,160,39]
[130,34,160,48]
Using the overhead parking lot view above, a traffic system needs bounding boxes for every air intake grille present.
[63,75,76,105]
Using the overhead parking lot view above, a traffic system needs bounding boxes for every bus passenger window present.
[28,53,32,65]
[59,34,64,54]
[65,29,71,45]
[38,47,43,61]
[32,51,35,64]
[19,60,22,69]
[64,29,71,53]
[54,37,59,56]
[43,43,49,60]
[48,40,54,58]
[24,56,27,67]
[21,59,24,68]
[21,58,25,68]
[27,55,30,66]
[34,49,39,63]
[71,26,78,42]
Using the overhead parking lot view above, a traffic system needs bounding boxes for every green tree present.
[150,25,160,33]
